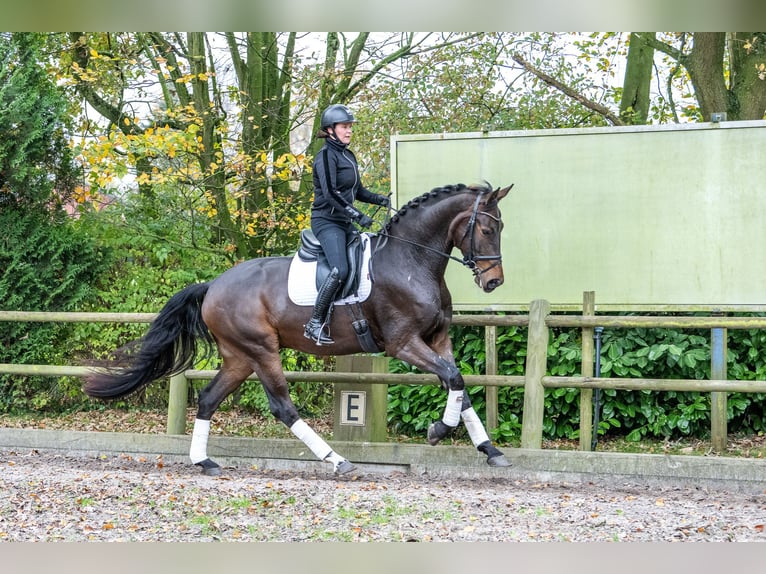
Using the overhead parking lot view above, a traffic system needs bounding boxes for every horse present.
[84,181,514,476]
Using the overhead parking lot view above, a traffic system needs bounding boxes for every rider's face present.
[330,122,353,145]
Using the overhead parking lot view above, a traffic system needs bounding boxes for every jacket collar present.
[325,136,348,151]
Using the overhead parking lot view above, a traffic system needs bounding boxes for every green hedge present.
[0,211,107,412]
[387,316,766,443]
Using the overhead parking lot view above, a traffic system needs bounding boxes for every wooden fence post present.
[521,299,550,449]
[333,355,389,442]
[579,291,595,450]
[166,371,189,435]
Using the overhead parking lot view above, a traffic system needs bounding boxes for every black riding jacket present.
[311,137,386,224]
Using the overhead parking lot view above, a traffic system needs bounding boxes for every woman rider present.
[304,104,390,345]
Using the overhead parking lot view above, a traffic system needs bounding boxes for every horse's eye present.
[482,227,494,236]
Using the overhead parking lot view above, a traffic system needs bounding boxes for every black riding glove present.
[357,214,373,229]
[377,195,390,208]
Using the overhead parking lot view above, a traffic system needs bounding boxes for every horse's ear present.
[492,184,513,202]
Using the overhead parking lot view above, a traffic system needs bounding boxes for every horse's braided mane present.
[384,181,493,231]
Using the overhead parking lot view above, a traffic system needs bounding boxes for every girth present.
[298,229,364,299]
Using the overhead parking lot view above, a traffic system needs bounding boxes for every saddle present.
[298,229,365,299]
[294,229,381,353]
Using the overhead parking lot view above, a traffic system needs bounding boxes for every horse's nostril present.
[486,278,503,291]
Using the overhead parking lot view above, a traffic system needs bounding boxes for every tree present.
[0,33,77,208]
[60,32,489,259]
[640,32,766,122]
[510,33,766,125]
[0,33,107,412]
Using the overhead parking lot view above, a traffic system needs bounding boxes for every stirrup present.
[304,319,334,345]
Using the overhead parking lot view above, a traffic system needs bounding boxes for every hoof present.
[195,458,222,476]
[487,454,511,468]
[427,421,451,446]
[335,460,356,474]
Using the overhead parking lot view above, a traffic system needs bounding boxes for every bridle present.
[458,192,503,279]
[374,190,503,280]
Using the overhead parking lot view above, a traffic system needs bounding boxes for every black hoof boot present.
[487,454,511,467]
[478,441,511,467]
[195,458,222,476]
[427,420,454,446]
[335,460,356,474]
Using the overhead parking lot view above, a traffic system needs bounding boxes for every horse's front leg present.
[393,339,510,467]
[457,390,509,466]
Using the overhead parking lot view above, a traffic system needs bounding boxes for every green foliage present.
[0,33,108,413]
[0,33,75,209]
[0,210,107,412]
[61,186,232,409]
[386,314,766,444]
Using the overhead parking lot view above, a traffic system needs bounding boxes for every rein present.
[372,191,502,278]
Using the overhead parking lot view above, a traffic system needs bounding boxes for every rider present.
[304,103,390,345]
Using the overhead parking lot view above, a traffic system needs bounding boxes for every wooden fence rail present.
[3,296,766,453]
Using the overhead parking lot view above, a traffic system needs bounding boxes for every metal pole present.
[485,325,499,433]
[591,326,604,451]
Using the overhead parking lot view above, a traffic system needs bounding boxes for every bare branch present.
[512,52,625,126]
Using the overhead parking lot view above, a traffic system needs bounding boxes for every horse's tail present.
[83,282,215,399]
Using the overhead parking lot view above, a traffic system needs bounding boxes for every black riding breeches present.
[311,219,355,286]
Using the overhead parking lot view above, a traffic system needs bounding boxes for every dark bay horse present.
[84,182,513,475]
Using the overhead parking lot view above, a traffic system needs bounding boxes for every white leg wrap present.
[189,418,211,464]
[325,452,345,467]
[290,419,333,461]
[461,407,490,447]
[442,389,463,427]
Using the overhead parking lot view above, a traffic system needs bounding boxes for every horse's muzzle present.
[483,277,504,293]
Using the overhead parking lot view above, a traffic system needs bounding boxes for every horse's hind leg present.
[255,357,355,474]
[189,361,253,476]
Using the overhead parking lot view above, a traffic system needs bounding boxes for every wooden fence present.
[3,291,766,452]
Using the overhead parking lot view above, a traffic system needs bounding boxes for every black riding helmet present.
[320,104,356,131]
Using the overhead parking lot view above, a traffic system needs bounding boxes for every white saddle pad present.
[287,233,373,307]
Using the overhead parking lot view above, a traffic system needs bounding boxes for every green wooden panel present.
[392,121,766,310]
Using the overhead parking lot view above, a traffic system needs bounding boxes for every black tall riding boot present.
[304,267,340,345]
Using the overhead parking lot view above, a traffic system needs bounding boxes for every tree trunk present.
[299,33,342,198]
[728,33,766,120]
[620,33,655,125]
[187,33,246,258]
[685,33,729,121]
